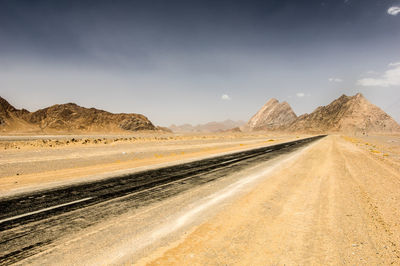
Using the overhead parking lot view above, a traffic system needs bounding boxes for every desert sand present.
[2,133,400,265]
[136,134,400,265]
[0,132,305,194]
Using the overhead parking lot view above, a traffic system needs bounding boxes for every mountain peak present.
[0,96,17,113]
[245,98,297,131]
[266,98,279,105]
[290,93,400,134]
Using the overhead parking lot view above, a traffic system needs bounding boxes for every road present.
[141,135,400,265]
[0,135,324,265]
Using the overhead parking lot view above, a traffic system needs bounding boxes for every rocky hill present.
[289,93,400,134]
[0,97,32,131]
[244,98,297,131]
[0,96,157,133]
[169,120,245,133]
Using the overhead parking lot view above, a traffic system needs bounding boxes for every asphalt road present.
[0,135,325,265]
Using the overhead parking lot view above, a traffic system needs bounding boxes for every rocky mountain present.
[0,96,157,133]
[289,93,400,134]
[0,97,32,131]
[169,120,246,133]
[244,98,297,131]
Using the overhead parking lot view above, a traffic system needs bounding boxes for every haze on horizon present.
[0,0,399,126]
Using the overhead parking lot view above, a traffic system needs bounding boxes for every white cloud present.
[296,92,305,98]
[357,64,400,87]
[221,94,231,100]
[388,6,400,16]
[366,70,378,75]
[389,62,400,67]
[328,78,343,82]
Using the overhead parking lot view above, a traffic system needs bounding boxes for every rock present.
[289,93,400,134]
[244,98,297,131]
[0,96,157,133]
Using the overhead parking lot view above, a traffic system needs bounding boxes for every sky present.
[0,0,400,126]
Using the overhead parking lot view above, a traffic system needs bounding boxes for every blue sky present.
[1,0,400,125]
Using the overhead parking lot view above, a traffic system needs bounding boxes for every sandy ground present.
[137,135,400,265]
[3,133,400,265]
[16,134,315,266]
[0,132,304,194]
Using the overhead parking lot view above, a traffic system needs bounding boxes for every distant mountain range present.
[2,93,399,134]
[169,120,246,133]
[244,93,400,134]
[0,97,157,133]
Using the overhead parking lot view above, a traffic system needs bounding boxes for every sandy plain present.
[2,133,400,265]
[138,134,400,265]
[0,132,304,195]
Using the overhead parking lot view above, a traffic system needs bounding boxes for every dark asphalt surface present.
[0,135,325,265]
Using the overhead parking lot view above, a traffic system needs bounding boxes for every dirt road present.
[141,135,400,265]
